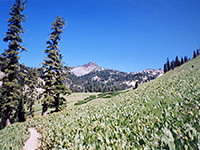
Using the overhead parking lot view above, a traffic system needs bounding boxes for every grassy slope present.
[0,57,200,149]
[31,92,101,117]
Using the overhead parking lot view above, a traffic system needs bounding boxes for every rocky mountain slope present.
[69,62,163,92]
[71,62,104,76]
[0,62,163,93]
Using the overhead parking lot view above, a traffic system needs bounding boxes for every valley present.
[0,56,199,149]
[0,1,200,149]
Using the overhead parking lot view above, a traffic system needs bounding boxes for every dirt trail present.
[23,127,40,150]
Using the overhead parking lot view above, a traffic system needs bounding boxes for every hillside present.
[0,57,199,149]
[0,62,163,93]
[69,62,163,92]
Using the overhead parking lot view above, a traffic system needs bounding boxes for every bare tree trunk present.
[42,102,48,116]
[6,118,11,126]
[30,107,34,117]
[30,100,34,117]
[55,93,59,112]
[6,111,11,126]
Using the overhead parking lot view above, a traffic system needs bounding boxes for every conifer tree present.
[184,56,188,63]
[24,68,39,117]
[175,56,181,67]
[197,49,199,56]
[167,58,170,71]
[0,0,27,128]
[193,50,197,58]
[181,57,184,65]
[133,81,138,89]
[164,63,167,73]
[41,16,71,115]
[171,60,175,70]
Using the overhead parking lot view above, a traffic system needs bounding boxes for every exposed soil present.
[23,127,40,150]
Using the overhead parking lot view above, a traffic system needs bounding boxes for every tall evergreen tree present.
[175,56,181,67]
[184,56,188,63]
[24,67,39,117]
[193,50,197,59]
[181,57,184,65]
[197,49,199,56]
[167,58,170,71]
[171,60,175,70]
[41,16,71,115]
[163,63,167,73]
[0,0,27,128]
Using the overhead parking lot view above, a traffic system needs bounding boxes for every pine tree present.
[184,56,188,63]
[24,68,39,117]
[0,0,27,128]
[133,81,138,89]
[181,57,184,65]
[175,56,181,67]
[197,49,199,56]
[41,16,71,115]
[164,63,167,73]
[193,50,197,59]
[171,60,175,70]
[167,58,170,71]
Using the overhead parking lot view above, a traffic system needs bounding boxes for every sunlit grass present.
[0,57,200,149]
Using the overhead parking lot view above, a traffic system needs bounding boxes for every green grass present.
[0,57,200,149]
[74,95,97,105]
[74,91,129,105]
[98,91,128,99]
[65,92,100,108]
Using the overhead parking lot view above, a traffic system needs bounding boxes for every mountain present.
[68,62,163,92]
[71,62,104,76]
[0,62,163,93]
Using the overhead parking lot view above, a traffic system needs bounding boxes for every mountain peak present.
[71,62,104,76]
[83,62,98,67]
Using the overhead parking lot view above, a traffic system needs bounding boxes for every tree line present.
[0,0,70,129]
[163,49,199,73]
[68,69,160,93]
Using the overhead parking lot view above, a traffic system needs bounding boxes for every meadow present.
[0,57,200,149]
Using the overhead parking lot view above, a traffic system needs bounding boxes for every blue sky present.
[0,0,200,72]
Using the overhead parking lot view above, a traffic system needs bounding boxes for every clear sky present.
[0,0,200,72]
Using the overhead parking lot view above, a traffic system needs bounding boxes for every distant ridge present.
[71,62,163,77]
[69,62,164,92]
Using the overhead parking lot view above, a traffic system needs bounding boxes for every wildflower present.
[66,127,68,130]
[184,136,188,140]
[118,131,120,134]
[188,111,190,114]
[106,126,109,128]
[185,145,188,149]
[175,130,178,133]
[146,123,149,126]
[117,137,119,140]
[196,114,198,117]
[75,128,77,130]
[126,133,128,136]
